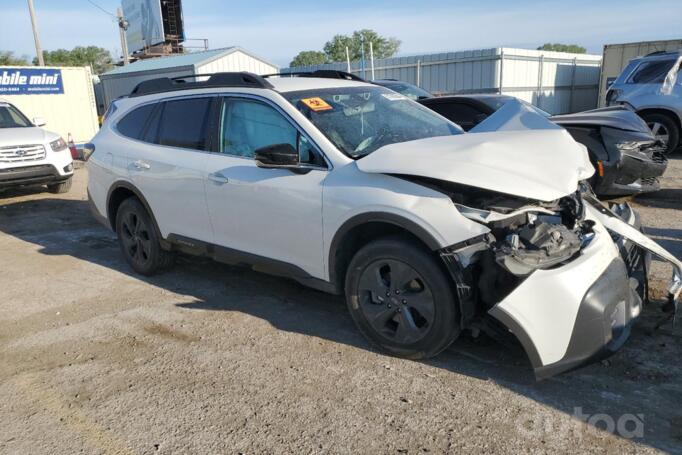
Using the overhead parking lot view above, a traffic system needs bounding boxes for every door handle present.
[133,160,151,170]
[208,172,229,184]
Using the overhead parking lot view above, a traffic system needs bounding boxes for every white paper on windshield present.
[382,93,408,101]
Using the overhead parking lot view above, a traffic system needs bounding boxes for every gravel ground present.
[1,160,681,454]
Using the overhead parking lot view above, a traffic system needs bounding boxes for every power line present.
[85,0,117,19]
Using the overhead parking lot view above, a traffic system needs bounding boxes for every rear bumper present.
[0,164,73,189]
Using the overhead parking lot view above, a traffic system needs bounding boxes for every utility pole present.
[117,8,130,65]
[27,0,44,66]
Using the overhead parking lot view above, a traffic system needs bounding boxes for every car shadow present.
[634,188,682,210]
[1,197,681,452]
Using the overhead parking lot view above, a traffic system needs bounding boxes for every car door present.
[126,96,214,243]
[203,96,327,279]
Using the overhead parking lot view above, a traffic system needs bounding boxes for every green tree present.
[290,50,328,67]
[322,29,401,62]
[0,51,30,66]
[537,43,586,54]
[33,46,114,74]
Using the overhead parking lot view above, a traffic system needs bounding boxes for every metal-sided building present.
[0,65,99,143]
[598,39,682,107]
[98,47,278,109]
[284,48,603,115]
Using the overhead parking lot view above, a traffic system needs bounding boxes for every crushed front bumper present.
[487,198,680,379]
[533,257,642,379]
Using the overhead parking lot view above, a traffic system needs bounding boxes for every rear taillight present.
[605,89,622,106]
[82,143,96,161]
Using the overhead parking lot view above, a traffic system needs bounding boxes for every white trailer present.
[0,65,99,143]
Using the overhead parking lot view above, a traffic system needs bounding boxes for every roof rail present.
[130,72,274,97]
[263,70,365,81]
[644,50,676,57]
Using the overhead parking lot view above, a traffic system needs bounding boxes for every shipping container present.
[598,39,682,107]
[284,48,602,115]
[99,47,278,109]
[0,65,99,143]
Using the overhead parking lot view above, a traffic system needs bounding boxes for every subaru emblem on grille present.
[15,150,26,156]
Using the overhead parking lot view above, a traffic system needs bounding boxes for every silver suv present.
[606,50,682,153]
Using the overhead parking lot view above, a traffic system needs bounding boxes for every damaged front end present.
[431,180,668,379]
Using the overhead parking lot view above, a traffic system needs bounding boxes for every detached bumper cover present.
[586,195,682,309]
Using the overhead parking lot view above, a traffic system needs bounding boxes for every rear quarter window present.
[116,104,155,140]
[628,59,677,84]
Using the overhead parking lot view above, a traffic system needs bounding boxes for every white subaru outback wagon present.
[87,72,682,378]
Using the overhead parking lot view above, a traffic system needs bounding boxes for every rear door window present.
[629,59,677,84]
[157,97,212,150]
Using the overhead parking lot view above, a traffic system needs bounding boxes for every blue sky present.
[2,0,681,66]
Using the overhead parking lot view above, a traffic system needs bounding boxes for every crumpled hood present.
[357,128,594,202]
[0,127,56,147]
[550,106,651,133]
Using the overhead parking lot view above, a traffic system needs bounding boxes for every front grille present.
[0,144,46,163]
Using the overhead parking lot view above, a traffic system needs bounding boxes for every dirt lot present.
[1,160,681,454]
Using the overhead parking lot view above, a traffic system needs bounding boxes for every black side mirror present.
[254,143,299,168]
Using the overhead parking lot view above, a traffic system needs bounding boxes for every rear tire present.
[47,177,72,194]
[345,237,460,359]
[115,197,174,275]
[641,112,679,154]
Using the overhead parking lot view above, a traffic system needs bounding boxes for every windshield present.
[379,81,433,100]
[284,86,462,158]
[0,103,32,128]
[478,96,551,118]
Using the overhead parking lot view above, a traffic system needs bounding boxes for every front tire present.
[641,112,679,154]
[345,237,460,359]
[47,177,72,194]
[115,198,174,275]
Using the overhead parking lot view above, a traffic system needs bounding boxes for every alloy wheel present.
[356,259,435,344]
[120,212,152,265]
[647,121,670,146]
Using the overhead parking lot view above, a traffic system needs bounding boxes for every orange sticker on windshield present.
[301,97,332,111]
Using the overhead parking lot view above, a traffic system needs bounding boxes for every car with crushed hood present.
[86,72,682,379]
[418,94,668,197]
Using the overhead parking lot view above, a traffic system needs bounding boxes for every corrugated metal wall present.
[598,39,682,106]
[1,66,99,143]
[100,65,194,108]
[284,48,602,114]
[198,51,278,75]
[99,51,279,109]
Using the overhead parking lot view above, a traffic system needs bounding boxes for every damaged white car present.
[86,72,682,379]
